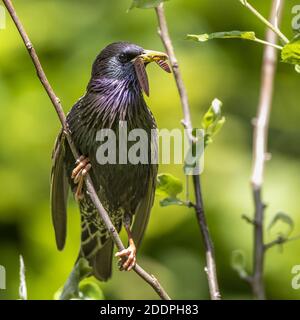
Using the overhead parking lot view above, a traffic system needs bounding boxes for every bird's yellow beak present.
[132,49,171,97]
[134,50,169,63]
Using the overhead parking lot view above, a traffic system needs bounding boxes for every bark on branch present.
[249,0,284,300]
[155,3,221,300]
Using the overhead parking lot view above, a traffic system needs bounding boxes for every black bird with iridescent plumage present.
[50,42,170,280]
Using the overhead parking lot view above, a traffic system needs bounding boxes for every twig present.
[240,0,289,44]
[19,255,27,300]
[253,37,283,50]
[242,214,255,225]
[249,0,284,300]
[3,0,170,300]
[264,234,300,251]
[155,3,221,300]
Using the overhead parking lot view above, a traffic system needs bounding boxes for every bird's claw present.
[115,244,136,271]
[72,156,91,179]
[71,156,91,201]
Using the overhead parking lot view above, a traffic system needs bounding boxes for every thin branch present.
[19,255,27,300]
[155,3,221,300]
[240,0,289,44]
[2,0,170,300]
[253,37,283,50]
[249,0,284,300]
[242,214,255,225]
[264,234,300,251]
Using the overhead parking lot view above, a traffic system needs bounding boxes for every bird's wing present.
[50,130,69,250]
[131,164,158,250]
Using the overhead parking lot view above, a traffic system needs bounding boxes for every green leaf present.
[78,279,105,300]
[202,99,222,129]
[56,258,92,300]
[160,197,184,207]
[55,279,105,300]
[129,0,168,10]
[187,31,256,43]
[53,288,63,300]
[202,98,225,147]
[156,173,183,198]
[183,99,225,175]
[281,36,300,65]
[231,250,248,279]
[295,65,300,73]
[268,212,294,236]
[156,174,184,207]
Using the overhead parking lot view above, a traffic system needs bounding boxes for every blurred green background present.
[0,0,300,300]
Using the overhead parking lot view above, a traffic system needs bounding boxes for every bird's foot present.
[115,242,136,271]
[71,156,91,201]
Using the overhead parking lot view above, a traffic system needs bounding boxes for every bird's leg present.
[115,214,136,271]
[71,156,91,201]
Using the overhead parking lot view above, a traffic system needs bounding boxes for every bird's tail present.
[79,210,114,281]
[79,234,114,281]
[90,238,114,281]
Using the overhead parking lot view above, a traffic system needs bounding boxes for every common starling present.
[50,42,170,280]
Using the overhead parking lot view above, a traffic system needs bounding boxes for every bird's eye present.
[119,53,128,63]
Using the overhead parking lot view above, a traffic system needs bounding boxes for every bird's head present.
[91,42,170,96]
